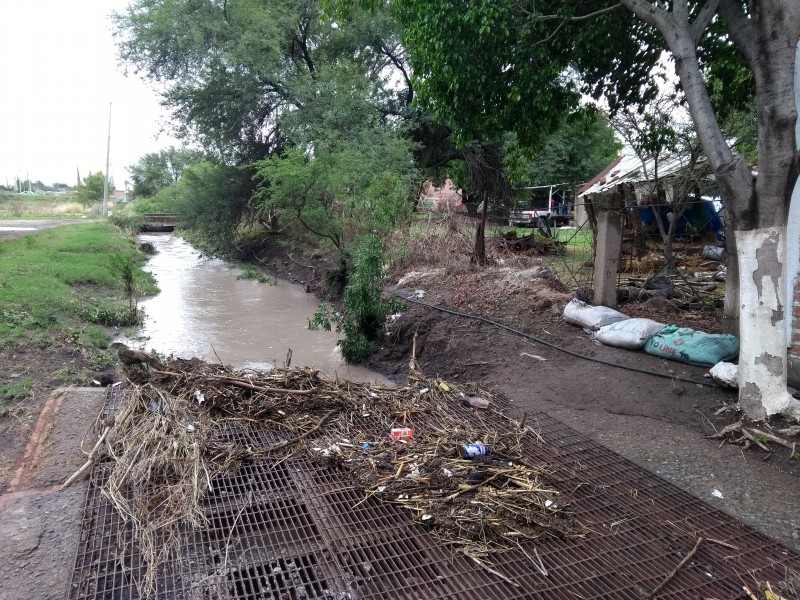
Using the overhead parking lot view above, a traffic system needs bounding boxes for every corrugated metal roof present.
[578,153,700,197]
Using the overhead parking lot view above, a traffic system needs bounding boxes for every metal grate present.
[101,382,126,419]
[69,408,800,599]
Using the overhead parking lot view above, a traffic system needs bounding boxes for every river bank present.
[0,223,797,600]
[242,232,800,550]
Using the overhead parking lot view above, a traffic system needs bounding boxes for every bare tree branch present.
[538,3,624,22]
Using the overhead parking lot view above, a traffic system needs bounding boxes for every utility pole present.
[102,103,112,216]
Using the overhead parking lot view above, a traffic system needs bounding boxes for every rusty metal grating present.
[68,410,800,599]
[101,382,126,419]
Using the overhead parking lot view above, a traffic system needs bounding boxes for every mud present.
[367,270,800,551]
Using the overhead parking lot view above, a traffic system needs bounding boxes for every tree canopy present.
[113,0,412,163]
[128,147,203,199]
[76,172,113,205]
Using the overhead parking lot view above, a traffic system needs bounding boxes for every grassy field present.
[0,222,157,346]
[0,192,91,218]
[0,221,158,410]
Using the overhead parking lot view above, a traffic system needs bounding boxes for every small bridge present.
[140,213,177,232]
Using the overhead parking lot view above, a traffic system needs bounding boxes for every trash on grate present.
[65,356,584,597]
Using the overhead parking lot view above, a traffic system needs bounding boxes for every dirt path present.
[368,275,800,551]
[0,218,87,242]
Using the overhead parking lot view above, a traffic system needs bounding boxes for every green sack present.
[644,325,739,366]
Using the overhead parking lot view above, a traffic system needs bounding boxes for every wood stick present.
[466,554,519,588]
[207,375,315,395]
[646,537,703,598]
[263,410,335,453]
[444,473,500,502]
[740,429,772,452]
[746,427,793,449]
[61,426,111,489]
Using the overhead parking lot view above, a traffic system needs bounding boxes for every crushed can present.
[460,443,490,459]
[389,427,414,442]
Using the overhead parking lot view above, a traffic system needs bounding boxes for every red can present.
[389,427,414,441]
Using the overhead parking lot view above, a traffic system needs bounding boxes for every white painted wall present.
[786,44,800,344]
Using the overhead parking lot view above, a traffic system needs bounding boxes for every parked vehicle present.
[509,184,573,227]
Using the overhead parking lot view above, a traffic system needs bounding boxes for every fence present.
[402,195,728,311]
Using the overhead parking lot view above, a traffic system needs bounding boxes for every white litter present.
[711,489,724,499]
[709,362,738,388]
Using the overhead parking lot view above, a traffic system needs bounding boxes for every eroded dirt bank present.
[366,268,800,551]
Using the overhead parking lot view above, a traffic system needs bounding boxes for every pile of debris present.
[74,358,584,594]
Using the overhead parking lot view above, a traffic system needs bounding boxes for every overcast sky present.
[0,0,180,189]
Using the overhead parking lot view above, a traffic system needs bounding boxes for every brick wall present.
[793,278,800,360]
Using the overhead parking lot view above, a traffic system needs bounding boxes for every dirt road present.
[0,218,87,242]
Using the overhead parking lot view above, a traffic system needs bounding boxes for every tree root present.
[708,420,798,457]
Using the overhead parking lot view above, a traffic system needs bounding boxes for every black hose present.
[392,293,722,389]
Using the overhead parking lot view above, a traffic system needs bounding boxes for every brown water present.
[123,234,386,383]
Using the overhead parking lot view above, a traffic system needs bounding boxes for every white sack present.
[595,318,666,350]
[562,298,629,331]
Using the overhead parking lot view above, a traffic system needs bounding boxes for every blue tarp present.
[638,198,723,239]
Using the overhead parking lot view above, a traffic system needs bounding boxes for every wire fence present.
[401,195,727,310]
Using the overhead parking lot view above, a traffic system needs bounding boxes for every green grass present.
[235,263,276,284]
[0,222,157,345]
[0,377,34,400]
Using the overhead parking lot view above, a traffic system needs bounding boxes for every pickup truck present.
[508,208,571,228]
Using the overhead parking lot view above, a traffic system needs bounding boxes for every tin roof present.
[578,152,702,197]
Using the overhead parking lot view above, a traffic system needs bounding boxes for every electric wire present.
[392,293,722,389]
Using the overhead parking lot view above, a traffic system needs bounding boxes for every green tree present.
[507,112,621,188]
[76,172,113,205]
[113,0,413,163]
[128,147,202,199]
[172,161,254,251]
[331,0,800,421]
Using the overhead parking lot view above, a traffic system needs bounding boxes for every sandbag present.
[644,325,739,366]
[595,318,666,350]
[562,299,629,331]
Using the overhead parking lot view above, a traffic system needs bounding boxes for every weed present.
[791,451,800,461]
[82,326,112,349]
[0,377,35,400]
[754,433,772,447]
[236,264,275,284]
[78,300,142,327]
[54,367,83,385]
[88,351,115,370]
[310,235,402,362]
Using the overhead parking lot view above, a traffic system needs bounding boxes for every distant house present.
[112,190,128,204]
[418,179,466,213]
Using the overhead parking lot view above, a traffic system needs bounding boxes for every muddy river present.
[123,234,385,382]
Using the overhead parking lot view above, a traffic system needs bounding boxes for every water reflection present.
[124,234,385,383]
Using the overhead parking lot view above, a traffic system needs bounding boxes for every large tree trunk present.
[736,227,798,419]
[622,0,800,420]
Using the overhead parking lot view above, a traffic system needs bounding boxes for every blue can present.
[461,443,490,458]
